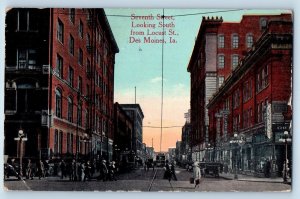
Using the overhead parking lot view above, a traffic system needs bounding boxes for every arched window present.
[231,54,239,69]
[260,18,267,30]
[55,88,62,118]
[67,97,73,122]
[218,34,225,48]
[246,33,253,48]
[218,54,225,68]
[232,34,239,49]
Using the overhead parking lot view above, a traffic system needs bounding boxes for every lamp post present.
[279,130,292,183]
[14,129,27,179]
[205,143,213,162]
[229,133,244,179]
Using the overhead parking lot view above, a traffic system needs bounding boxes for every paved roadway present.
[3,167,291,192]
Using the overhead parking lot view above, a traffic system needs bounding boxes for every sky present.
[104,8,291,152]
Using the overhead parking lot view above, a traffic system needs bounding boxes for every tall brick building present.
[187,13,291,162]
[5,8,118,161]
[207,18,292,176]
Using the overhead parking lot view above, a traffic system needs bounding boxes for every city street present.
[3,167,291,192]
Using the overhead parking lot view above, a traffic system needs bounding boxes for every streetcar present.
[155,153,166,167]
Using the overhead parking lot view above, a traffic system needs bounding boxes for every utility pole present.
[134,86,136,104]
[152,138,153,148]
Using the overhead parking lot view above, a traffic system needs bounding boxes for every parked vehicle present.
[156,153,166,167]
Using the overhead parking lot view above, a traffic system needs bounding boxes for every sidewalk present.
[219,172,291,184]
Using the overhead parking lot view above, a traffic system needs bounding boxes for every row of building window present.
[226,66,269,110]
[95,94,109,113]
[243,79,253,103]
[257,100,268,123]
[55,87,111,128]
[56,54,83,92]
[256,65,269,92]
[70,8,108,52]
[55,88,83,126]
[17,49,37,69]
[57,15,109,67]
[95,115,108,135]
[218,34,254,49]
[216,100,267,132]
[16,9,107,51]
[54,130,81,154]
[16,10,38,31]
[217,54,239,69]
[242,108,253,129]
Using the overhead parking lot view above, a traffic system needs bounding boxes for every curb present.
[219,175,288,184]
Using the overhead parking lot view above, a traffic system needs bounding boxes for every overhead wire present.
[52,8,249,152]
[160,8,164,153]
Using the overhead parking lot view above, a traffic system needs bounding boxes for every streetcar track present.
[147,168,158,191]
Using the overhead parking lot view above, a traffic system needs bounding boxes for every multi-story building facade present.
[168,147,176,162]
[175,141,182,163]
[182,122,192,162]
[5,8,118,161]
[207,18,292,176]
[113,102,134,162]
[146,147,155,159]
[187,13,291,161]
[120,104,144,158]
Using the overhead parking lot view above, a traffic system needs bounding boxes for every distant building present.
[120,104,144,158]
[182,122,192,162]
[175,141,182,163]
[113,102,134,162]
[146,147,155,159]
[168,147,176,162]
[5,8,119,160]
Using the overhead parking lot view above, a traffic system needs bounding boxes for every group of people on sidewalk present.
[4,158,49,180]
[60,159,118,182]
[5,158,118,182]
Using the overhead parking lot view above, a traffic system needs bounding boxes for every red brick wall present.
[48,9,116,156]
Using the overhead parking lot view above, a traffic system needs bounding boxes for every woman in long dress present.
[193,161,201,188]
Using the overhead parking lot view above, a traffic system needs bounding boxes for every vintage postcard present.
[3,8,293,192]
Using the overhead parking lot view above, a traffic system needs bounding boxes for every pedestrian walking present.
[26,159,34,180]
[37,160,45,180]
[144,160,147,171]
[69,159,76,181]
[91,158,96,178]
[60,159,67,179]
[171,162,177,181]
[76,160,82,181]
[80,161,85,181]
[264,159,271,178]
[108,161,117,181]
[163,160,171,181]
[99,160,108,181]
[44,160,50,177]
[84,161,92,181]
[193,161,201,188]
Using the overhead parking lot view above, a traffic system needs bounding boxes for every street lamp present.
[279,130,292,183]
[205,143,214,162]
[229,133,243,179]
[81,133,91,159]
[14,129,27,179]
